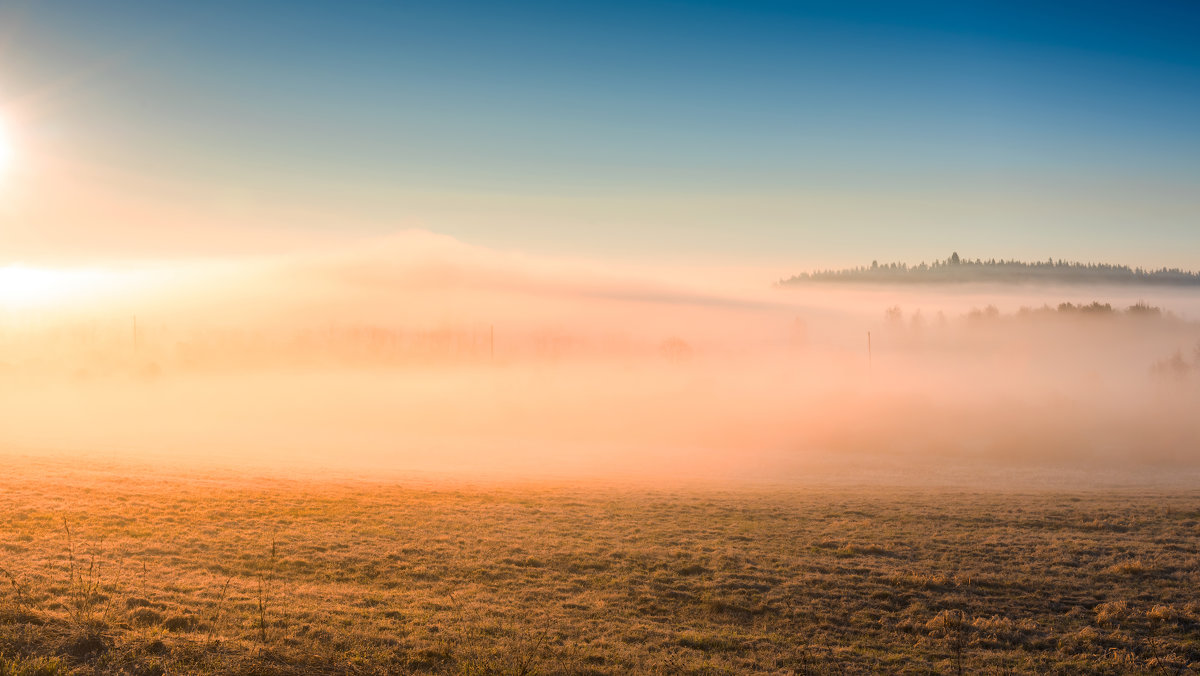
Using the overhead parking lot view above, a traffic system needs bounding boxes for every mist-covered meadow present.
[3,236,1200,674]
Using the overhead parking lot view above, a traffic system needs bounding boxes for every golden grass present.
[1,457,1198,674]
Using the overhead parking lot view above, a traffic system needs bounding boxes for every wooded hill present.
[781,253,1200,286]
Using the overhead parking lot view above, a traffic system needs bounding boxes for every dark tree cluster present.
[781,253,1200,286]
[960,302,1165,322]
[1014,301,1164,318]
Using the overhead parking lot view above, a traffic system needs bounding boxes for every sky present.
[2,0,1200,270]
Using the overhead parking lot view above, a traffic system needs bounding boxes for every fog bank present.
[2,231,1199,485]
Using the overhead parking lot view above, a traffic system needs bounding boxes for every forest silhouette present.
[782,253,1200,286]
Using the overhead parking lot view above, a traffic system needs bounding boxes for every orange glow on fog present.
[0,233,1198,484]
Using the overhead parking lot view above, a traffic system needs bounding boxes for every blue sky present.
[3,1,1200,267]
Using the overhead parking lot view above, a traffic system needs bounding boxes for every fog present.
[3,231,1199,485]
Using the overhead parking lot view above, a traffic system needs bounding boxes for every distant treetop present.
[780,253,1200,286]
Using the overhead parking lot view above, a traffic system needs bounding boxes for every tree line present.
[781,253,1200,286]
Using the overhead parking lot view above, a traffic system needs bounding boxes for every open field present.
[1,456,1198,675]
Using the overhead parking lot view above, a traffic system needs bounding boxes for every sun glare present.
[0,265,107,309]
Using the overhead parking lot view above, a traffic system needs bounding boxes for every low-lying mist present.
[3,231,1199,485]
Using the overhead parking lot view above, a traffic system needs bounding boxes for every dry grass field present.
[1,455,1198,675]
